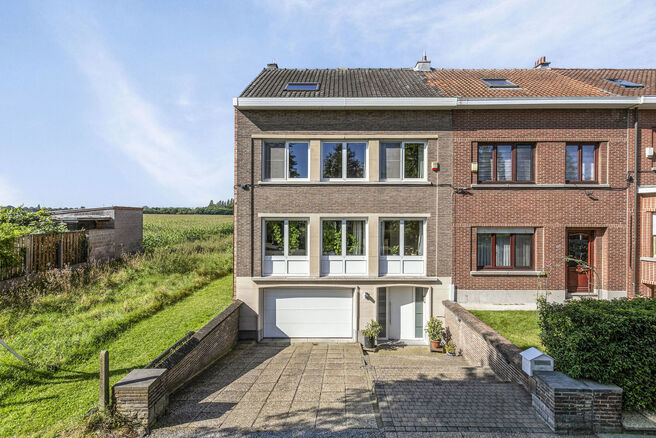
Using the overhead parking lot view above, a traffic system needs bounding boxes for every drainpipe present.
[633,107,640,298]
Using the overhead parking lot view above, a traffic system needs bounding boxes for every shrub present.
[362,320,382,341]
[538,297,656,410]
[424,316,444,341]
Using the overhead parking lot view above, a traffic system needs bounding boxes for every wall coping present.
[114,368,166,390]
[443,300,523,368]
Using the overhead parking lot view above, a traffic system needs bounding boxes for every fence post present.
[57,234,64,269]
[99,350,109,410]
[25,235,33,273]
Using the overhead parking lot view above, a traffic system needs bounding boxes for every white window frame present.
[320,218,368,276]
[379,218,426,276]
[320,141,368,181]
[262,219,309,276]
[262,140,310,181]
[379,141,427,182]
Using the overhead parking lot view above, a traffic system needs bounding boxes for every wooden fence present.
[0,231,87,281]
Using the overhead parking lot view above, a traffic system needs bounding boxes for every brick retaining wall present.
[113,300,242,427]
[443,300,622,434]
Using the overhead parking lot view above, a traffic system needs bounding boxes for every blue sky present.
[1,0,655,208]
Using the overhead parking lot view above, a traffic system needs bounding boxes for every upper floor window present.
[263,219,309,276]
[565,144,596,183]
[285,82,320,91]
[322,142,367,180]
[263,141,309,181]
[652,213,656,258]
[605,78,643,89]
[380,142,426,181]
[478,144,534,183]
[481,78,518,88]
[477,228,533,270]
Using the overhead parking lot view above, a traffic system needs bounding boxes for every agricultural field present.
[0,214,234,437]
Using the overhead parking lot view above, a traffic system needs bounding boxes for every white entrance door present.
[388,287,416,340]
[263,288,353,338]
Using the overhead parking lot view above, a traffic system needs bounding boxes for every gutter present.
[233,96,654,110]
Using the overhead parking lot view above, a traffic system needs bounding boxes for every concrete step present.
[622,411,656,433]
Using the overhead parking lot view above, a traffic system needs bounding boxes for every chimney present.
[413,50,431,72]
[266,61,279,69]
[534,56,551,69]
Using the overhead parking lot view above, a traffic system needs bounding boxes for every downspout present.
[633,107,640,297]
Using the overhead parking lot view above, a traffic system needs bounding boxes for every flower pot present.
[429,340,443,352]
[363,336,375,349]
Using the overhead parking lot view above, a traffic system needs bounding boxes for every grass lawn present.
[469,310,544,351]
[0,214,234,437]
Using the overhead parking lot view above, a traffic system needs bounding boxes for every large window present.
[322,142,367,180]
[263,219,309,276]
[565,144,596,183]
[380,219,425,275]
[321,219,367,275]
[380,142,425,180]
[263,141,309,180]
[478,144,534,183]
[652,213,656,258]
[477,229,533,270]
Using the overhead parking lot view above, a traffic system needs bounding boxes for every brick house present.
[233,57,656,342]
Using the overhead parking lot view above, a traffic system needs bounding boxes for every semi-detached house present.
[233,56,656,343]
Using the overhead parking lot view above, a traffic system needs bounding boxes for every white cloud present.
[0,176,21,206]
[43,7,228,205]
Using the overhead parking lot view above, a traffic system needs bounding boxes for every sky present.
[1,0,655,208]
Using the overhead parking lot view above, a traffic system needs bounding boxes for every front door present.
[388,287,424,340]
[567,231,594,293]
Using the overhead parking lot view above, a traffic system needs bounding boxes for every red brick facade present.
[452,109,634,298]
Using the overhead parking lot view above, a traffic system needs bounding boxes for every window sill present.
[470,183,610,189]
[470,270,543,277]
[640,257,656,262]
[253,276,439,283]
[258,181,433,186]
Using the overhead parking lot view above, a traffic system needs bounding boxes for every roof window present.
[482,78,519,88]
[285,82,320,91]
[605,78,643,88]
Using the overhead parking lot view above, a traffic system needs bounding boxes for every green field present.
[0,214,234,437]
[470,310,543,351]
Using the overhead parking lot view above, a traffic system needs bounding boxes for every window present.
[481,78,518,88]
[321,142,367,180]
[263,141,309,180]
[652,213,656,258]
[478,144,534,183]
[477,229,533,269]
[285,82,320,91]
[321,219,367,275]
[605,78,643,89]
[565,144,597,182]
[380,219,425,275]
[380,142,426,180]
[263,219,309,276]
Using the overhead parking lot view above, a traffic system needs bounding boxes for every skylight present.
[482,78,518,88]
[605,78,643,89]
[285,82,320,91]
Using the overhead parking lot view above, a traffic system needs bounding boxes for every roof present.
[239,67,656,99]
[553,69,656,96]
[240,68,444,98]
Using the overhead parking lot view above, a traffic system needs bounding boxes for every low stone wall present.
[113,300,242,428]
[443,300,622,434]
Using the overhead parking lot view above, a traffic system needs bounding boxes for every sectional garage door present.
[263,288,353,338]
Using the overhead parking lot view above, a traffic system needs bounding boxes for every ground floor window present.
[379,219,425,275]
[477,228,533,269]
[262,219,309,276]
[321,219,367,275]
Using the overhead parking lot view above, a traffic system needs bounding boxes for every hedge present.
[538,297,656,410]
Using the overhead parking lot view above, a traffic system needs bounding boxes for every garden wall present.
[443,300,622,434]
[113,300,242,427]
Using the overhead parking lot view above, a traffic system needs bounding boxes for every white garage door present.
[263,288,353,338]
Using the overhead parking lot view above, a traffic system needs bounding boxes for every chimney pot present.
[534,56,551,69]
[414,51,431,72]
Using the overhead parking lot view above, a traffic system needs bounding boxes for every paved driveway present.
[153,342,380,436]
[152,343,560,437]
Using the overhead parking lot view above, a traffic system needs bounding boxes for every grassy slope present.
[470,310,544,351]
[0,215,234,437]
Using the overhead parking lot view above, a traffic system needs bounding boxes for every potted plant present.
[361,320,382,351]
[424,316,444,352]
[445,340,457,356]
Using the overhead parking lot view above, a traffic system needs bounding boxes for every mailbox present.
[520,347,554,376]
